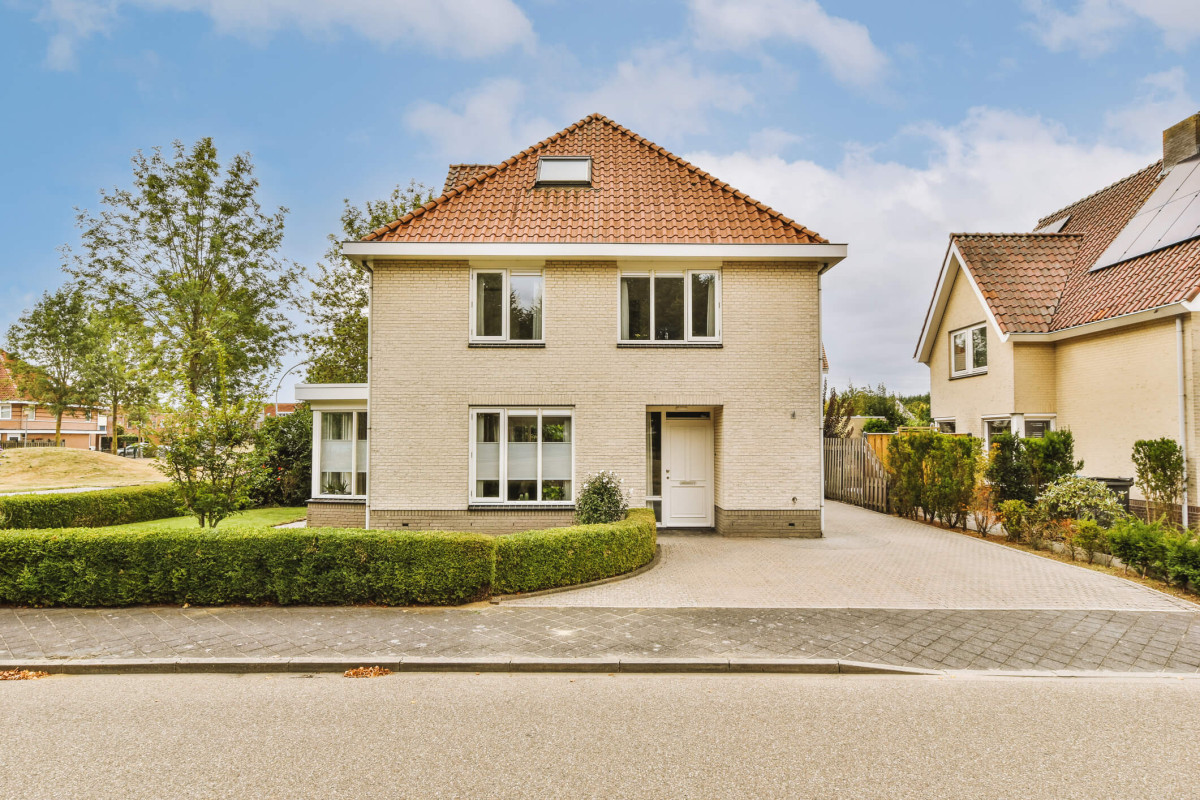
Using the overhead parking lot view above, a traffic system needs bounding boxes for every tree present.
[5,285,93,446]
[156,391,264,527]
[1132,438,1186,523]
[843,382,910,430]
[303,181,433,384]
[66,138,299,402]
[250,404,313,508]
[81,306,157,455]
[822,380,853,438]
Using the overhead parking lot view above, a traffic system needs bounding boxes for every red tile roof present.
[443,164,494,195]
[365,114,826,245]
[952,160,1200,333]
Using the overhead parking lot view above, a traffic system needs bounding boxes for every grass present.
[98,506,306,532]
[0,448,167,493]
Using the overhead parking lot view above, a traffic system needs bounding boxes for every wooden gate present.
[824,438,889,513]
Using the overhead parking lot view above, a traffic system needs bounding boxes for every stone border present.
[490,545,662,604]
[0,656,936,676]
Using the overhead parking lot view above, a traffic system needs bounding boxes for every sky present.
[2,0,1198,401]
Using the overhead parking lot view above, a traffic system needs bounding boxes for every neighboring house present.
[916,111,1200,520]
[263,403,297,420]
[298,114,846,535]
[0,352,112,449]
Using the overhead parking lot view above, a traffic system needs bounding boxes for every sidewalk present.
[3,605,1198,674]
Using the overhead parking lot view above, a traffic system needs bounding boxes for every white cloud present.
[1025,0,1200,54]
[685,108,1152,393]
[35,0,535,70]
[563,46,753,138]
[405,79,555,162]
[1104,67,1196,146]
[688,0,888,89]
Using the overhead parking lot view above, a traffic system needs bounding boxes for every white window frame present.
[98,415,107,432]
[469,268,545,343]
[468,407,575,506]
[618,269,721,344]
[950,322,988,378]
[934,418,956,434]
[24,405,35,421]
[982,416,1012,449]
[535,156,592,186]
[312,409,369,500]
[1022,416,1056,439]
[0,404,9,421]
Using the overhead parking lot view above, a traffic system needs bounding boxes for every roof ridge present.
[952,232,1084,237]
[362,113,827,243]
[1034,160,1162,229]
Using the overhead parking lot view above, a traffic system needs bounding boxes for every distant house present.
[916,112,1200,521]
[263,403,297,419]
[298,114,847,535]
[0,353,113,449]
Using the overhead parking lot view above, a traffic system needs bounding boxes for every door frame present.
[661,414,715,527]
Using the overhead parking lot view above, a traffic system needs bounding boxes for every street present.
[2,672,1198,799]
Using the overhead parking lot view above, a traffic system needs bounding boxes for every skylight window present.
[1092,156,1200,271]
[536,156,591,186]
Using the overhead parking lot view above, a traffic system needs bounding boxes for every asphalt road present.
[3,672,1199,799]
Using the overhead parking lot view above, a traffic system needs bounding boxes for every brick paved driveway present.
[506,502,1194,610]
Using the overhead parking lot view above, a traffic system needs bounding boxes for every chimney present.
[1164,112,1200,171]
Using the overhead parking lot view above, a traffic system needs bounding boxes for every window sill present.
[617,342,723,349]
[468,504,576,512]
[308,497,366,504]
[468,341,546,348]
[949,369,988,381]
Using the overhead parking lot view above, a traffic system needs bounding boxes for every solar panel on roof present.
[1092,156,1200,271]
[1034,215,1070,233]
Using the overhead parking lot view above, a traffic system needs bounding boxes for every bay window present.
[951,323,987,377]
[316,410,368,498]
[471,269,544,342]
[470,408,573,504]
[620,269,720,343]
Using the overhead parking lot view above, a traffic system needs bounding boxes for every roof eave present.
[342,241,847,265]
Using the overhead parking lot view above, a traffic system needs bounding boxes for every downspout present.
[818,264,825,533]
[364,261,373,531]
[1178,316,1189,528]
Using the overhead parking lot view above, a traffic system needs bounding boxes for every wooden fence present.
[824,437,889,513]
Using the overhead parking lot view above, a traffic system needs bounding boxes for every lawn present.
[99,507,306,531]
[0,448,167,493]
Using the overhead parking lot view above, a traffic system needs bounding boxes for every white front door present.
[662,417,714,527]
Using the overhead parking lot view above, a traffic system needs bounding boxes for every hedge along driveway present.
[0,509,657,607]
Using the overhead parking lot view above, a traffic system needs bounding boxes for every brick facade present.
[367,258,825,536]
[306,499,367,529]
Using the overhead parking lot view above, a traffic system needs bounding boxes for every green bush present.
[1107,518,1170,577]
[986,433,1035,504]
[575,470,629,525]
[251,405,313,508]
[1072,519,1108,563]
[1165,533,1200,588]
[1036,475,1127,528]
[860,419,894,434]
[495,508,657,594]
[0,510,658,607]
[886,431,980,527]
[997,499,1031,543]
[0,484,182,530]
[1132,438,1186,522]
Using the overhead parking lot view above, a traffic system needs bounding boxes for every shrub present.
[1024,430,1082,494]
[0,484,181,529]
[997,499,1031,543]
[1106,518,1170,577]
[250,405,313,508]
[1072,519,1108,563]
[986,433,1034,504]
[886,431,979,527]
[1165,533,1200,588]
[495,508,656,594]
[575,470,629,525]
[860,418,894,434]
[1036,475,1127,528]
[1132,438,1186,523]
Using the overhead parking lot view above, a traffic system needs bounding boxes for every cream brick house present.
[299,115,846,535]
[916,112,1200,523]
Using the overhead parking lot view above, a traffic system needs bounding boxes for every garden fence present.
[824,437,888,513]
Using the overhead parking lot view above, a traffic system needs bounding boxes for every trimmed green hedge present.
[0,509,658,607]
[0,484,182,530]
[495,508,657,595]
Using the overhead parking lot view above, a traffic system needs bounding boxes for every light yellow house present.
[299,115,847,535]
[916,112,1200,523]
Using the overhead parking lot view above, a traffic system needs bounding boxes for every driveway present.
[505,501,1194,611]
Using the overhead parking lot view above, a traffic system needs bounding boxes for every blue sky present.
[2,0,1198,399]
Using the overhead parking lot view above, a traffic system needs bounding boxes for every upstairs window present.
[471,269,544,342]
[536,156,591,186]
[25,406,35,421]
[951,323,987,377]
[0,404,10,421]
[620,269,720,343]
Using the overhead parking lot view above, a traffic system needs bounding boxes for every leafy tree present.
[81,306,157,454]
[250,404,313,507]
[986,432,1034,504]
[156,391,264,527]
[5,285,93,445]
[303,181,434,384]
[843,382,910,430]
[1132,438,1186,523]
[899,393,932,426]
[860,418,894,434]
[66,138,299,402]
[822,380,853,438]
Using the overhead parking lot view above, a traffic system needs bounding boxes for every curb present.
[489,545,663,604]
[0,656,940,676]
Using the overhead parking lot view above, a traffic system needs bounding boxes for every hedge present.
[0,484,182,530]
[0,509,658,607]
[495,508,657,594]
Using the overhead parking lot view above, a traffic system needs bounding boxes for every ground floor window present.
[470,408,573,504]
[317,410,368,497]
[1024,419,1053,439]
[936,419,956,434]
[983,418,1010,449]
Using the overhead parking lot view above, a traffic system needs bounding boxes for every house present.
[263,403,297,419]
[0,352,112,449]
[916,111,1200,522]
[297,114,846,535]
